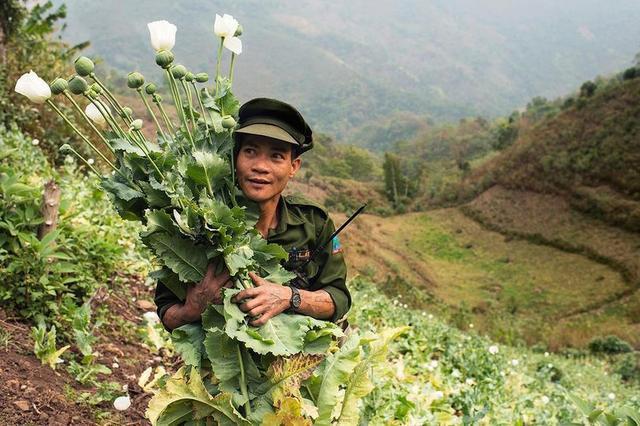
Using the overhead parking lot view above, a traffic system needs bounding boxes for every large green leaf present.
[186,150,230,189]
[224,243,254,275]
[146,366,249,426]
[145,233,207,283]
[249,353,323,424]
[337,327,408,425]
[171,324,205,368]
[143,210,177,237]
[310,334,363,426]
[101,178,144,202]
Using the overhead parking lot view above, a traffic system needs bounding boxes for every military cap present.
[234,98,313,154]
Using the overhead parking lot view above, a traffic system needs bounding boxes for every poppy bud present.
[50,78,68,95]
[74,56,95,76]
[155,49,174,68]
[127,72,145,89]
[171,64,187,79]
[152,94,162,103]
[234,24,243,37]
[68,76,89,95]
[130,119,143,130]
[87,89,99,100]
[90,83,102,94]
[145,83,157,95]
[185,72,195,82]
[122,106,133,119]
[221,115,236,129]
[195,73,208,83]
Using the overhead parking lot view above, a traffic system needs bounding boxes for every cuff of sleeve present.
[323,286,350,323]
[157,302,179,331]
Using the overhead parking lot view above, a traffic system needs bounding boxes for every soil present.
[0,272,178,426]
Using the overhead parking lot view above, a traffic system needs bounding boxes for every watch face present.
[292,293,302,308]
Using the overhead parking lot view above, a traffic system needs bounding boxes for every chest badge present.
[289,247,311,263]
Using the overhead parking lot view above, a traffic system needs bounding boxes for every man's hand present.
[232,272,292,327]
[183,262,233,321]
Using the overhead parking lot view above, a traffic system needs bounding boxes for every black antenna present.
[299,203,367,269]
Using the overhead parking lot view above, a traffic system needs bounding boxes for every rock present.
[137,300,156,310]
[13,400,30,411]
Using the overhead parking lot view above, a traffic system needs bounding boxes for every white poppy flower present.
[113,395,131,411]
[147,20,177,51]
[511,359,519,366]
[85,103,108,126]
[214,14,239,38]
[87,158,95,165]
[540,395,550,405]
[608,393,615,400]
[15,71,51,104]
[32,139,40,146]
[488,345,499,354]
[223,36,242,54]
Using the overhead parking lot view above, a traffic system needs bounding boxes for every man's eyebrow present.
[271,144,290,153]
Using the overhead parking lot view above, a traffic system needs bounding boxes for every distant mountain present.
[53,0,640,140]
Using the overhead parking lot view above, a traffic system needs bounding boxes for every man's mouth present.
[247,178,271,186]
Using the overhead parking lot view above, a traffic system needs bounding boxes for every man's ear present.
[289,157,302,178]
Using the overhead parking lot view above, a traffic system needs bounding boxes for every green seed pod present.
[155,49,175,68]
[74,56,95,76]
[221,115,236,129]
[171,64,187,79]
[195,72,209,83]
[68,76,89,95]
[50,78,68,95]
[87,89,99,100]
[185,72,195,82]
[145,83,157,95]
[131,119,143,130]
[234,25,243,36]
[90,83,102,94]
[127,72,145,89]
[122,106,133,119]
[152,94,162,103]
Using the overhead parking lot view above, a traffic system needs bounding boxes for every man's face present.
[235,135,301,204]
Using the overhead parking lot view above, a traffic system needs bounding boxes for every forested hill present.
[53,0,640,140]
[465,76,640,232]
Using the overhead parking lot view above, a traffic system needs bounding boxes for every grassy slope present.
[335,205,638,350]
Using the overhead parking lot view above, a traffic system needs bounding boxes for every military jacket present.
[154,194,350,324]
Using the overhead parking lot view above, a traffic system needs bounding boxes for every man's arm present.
[232,272,335,326]
[159,263,232,331]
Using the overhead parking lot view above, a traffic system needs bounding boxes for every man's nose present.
[250,155,269,173]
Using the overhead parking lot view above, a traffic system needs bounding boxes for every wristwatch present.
[288,285,301,313]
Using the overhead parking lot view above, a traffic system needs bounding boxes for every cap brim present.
[234,123,299,145]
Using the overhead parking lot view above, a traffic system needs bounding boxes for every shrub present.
[623,67,638,81]
[588,335,633,355]
[614,353,640,382]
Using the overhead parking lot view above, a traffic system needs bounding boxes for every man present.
[154,98,350,331]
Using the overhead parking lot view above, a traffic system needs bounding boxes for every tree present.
[580,81,597,98]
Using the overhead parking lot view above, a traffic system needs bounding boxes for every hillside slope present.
[467,77,640,229]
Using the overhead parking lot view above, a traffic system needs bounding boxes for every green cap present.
[234,98,313,154]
